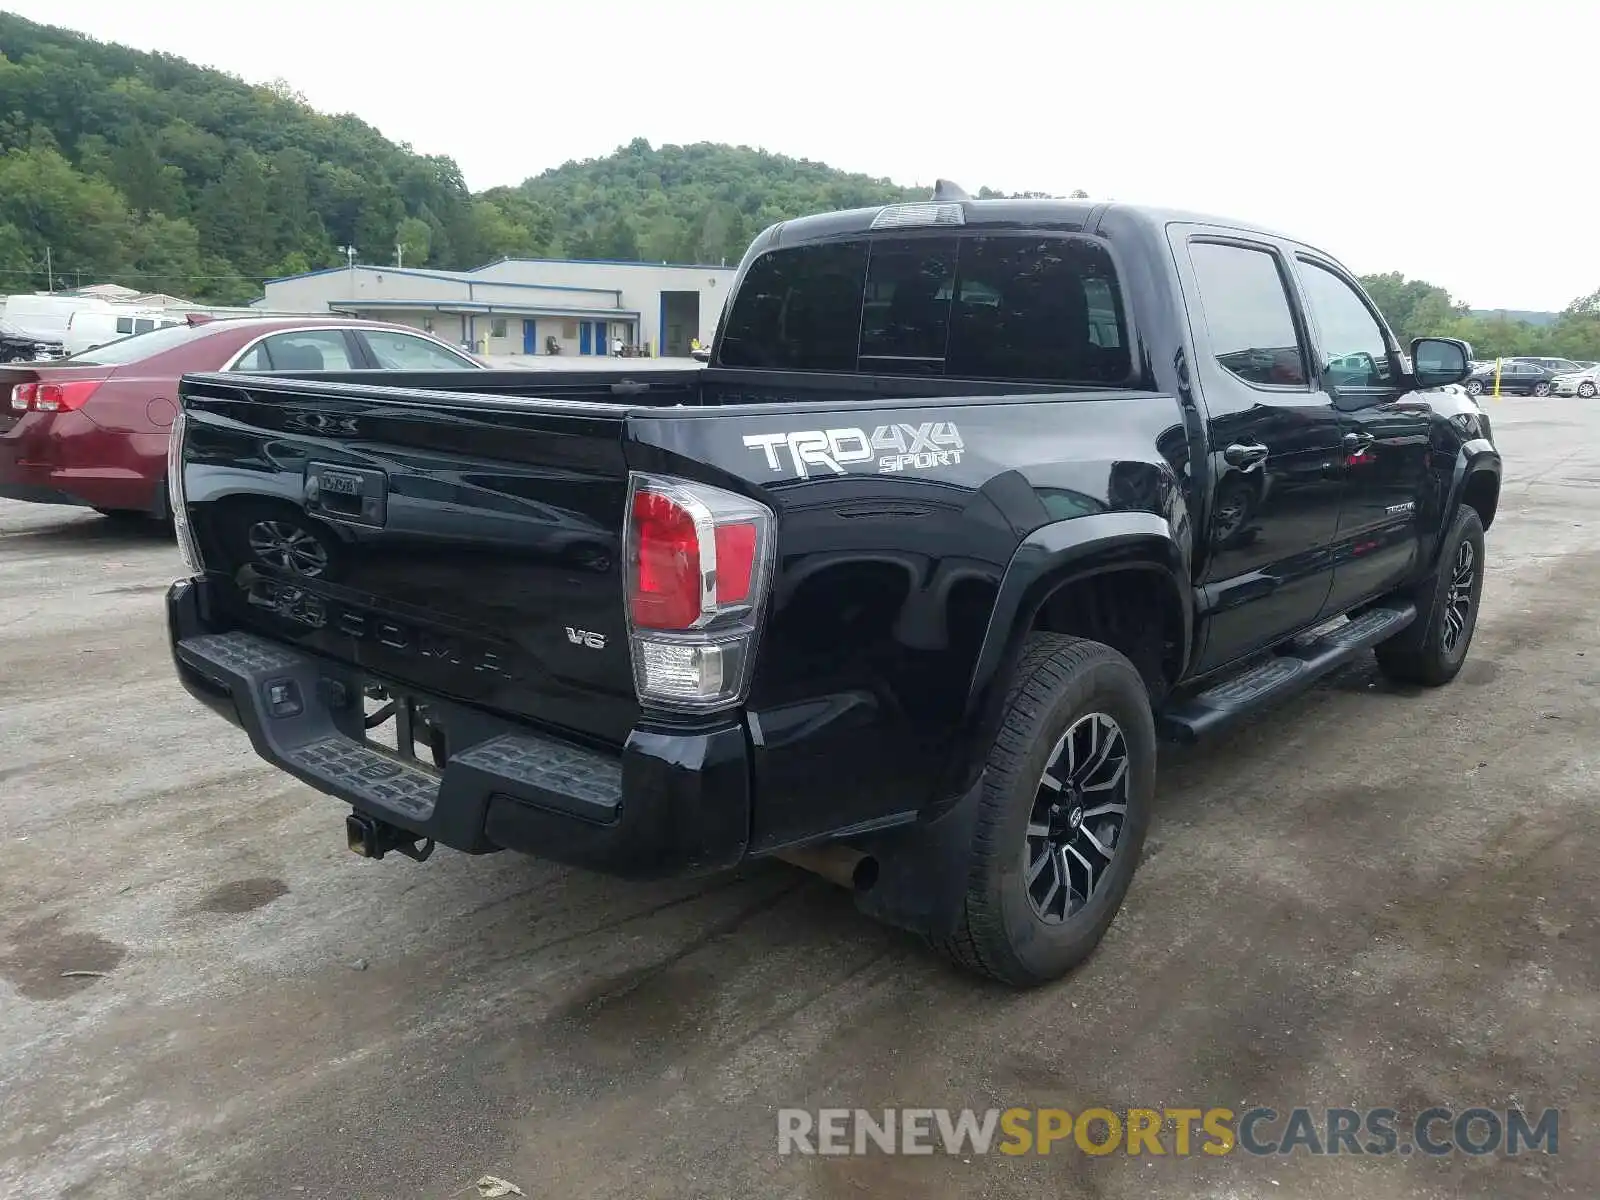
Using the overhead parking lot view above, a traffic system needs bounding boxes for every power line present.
[0,266,272,282]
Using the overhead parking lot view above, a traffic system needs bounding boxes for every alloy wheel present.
[1533,383,1552,397]
[1579,382,1596,399]
[1442,539,1476,654]
[248,519,330,576]
[1023,712,1130,925]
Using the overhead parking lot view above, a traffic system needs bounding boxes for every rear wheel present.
[1532,382,1553,397]
[1464,378,1484,396]
[933,635,1156,987]
[221,500,346,581]
[1375,505,1485,686]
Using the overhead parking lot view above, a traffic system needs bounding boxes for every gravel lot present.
[2,397,1596,1199]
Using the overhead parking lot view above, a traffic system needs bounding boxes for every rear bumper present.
[0,411,163,512]
[166,578,752,879]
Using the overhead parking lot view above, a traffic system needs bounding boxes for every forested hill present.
[0,13,490,302]
[0,13,1041,303]
[0,13,1594,358]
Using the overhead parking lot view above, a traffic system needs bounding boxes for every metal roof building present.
[256,257,737,360]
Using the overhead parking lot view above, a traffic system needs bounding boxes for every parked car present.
[164,191,1499,989]
[1,317,485,521]
[1552,364,1600,398]
[1464,359,1562,396]
[0,319,63,363]
[1515,356,1585,374]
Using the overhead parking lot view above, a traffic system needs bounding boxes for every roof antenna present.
[930,179,970,202]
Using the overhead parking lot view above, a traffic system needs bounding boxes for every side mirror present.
[1411,337,1473,389]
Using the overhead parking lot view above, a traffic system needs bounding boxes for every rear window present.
[64,322,205,366]
[717,233,1130,385]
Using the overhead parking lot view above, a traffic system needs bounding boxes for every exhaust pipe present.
[775,844,879,892]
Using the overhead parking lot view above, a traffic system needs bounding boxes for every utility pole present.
[395,243,404,268]
[45,246,53,292]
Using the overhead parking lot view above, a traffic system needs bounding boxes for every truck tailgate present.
[177,374,641,746]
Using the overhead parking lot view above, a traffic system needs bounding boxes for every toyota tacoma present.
[163,186,1501,986]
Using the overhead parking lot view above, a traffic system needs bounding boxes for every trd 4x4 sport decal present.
[742,422,965,479]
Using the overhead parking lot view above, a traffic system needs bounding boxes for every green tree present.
[395,216,431,266]
[127,210,203,295]
[0,143,134,279]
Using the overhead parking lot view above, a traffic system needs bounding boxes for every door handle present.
[1223,441,1269,468]
[1343,431,1375,453]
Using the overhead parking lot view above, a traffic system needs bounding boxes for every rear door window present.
[1187,242,1309,388]
[255,330,358,371]
[718,233,1130,385]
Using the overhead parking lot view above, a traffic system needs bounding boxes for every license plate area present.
[306,462,387,527]
[362,684,447,773]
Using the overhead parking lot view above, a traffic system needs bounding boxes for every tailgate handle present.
[306,462,388,527]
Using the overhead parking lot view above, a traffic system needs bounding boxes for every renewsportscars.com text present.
[777,1106,1560,1158]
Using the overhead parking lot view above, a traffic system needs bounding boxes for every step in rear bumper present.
[165,578,751,878]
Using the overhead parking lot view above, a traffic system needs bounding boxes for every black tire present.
[1532,382,1553,397]
[1578,382,1596,399]
[1464,378,1483,396]
[1374,505,1485,686]
[933,634,1157,987]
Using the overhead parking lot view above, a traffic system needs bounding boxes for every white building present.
[256,257,738,359]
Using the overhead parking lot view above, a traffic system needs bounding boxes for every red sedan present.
[0,316,485,520]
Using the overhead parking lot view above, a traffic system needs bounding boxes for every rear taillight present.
[624,472,775,711]
[9,381,102,413]
[168,406,203,578]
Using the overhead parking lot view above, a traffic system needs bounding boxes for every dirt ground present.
[2,397,1596,1199]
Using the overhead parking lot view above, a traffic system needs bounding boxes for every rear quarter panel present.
[627,392,1192,852]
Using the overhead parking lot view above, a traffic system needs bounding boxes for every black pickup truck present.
[165,189,1501,987]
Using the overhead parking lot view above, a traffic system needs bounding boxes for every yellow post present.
[1492,358,1502,399]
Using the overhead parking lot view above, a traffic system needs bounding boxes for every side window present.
[115,317,134,335]
[233,343,272,371]
[1296,259,1394,390]
[258,330,357,371]
[363,330,476,369]
[133,318,155,335]
[1187,242,1309,387]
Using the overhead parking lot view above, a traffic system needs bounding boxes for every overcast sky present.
[7,0,1595,311]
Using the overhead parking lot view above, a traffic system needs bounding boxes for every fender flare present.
[1430,441,1501,573]
[937,511,1193,801]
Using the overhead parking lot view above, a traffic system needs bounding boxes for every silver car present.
[1552,364,1600,398]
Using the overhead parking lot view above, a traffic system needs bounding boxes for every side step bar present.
[1159,603,1417,743]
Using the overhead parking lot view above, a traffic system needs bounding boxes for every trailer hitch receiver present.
[346,811,435,862]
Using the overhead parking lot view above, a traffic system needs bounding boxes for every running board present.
[1159,603,1417,743]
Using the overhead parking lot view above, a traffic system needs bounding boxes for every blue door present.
[522,319,537,354]
[579,322,592,355]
